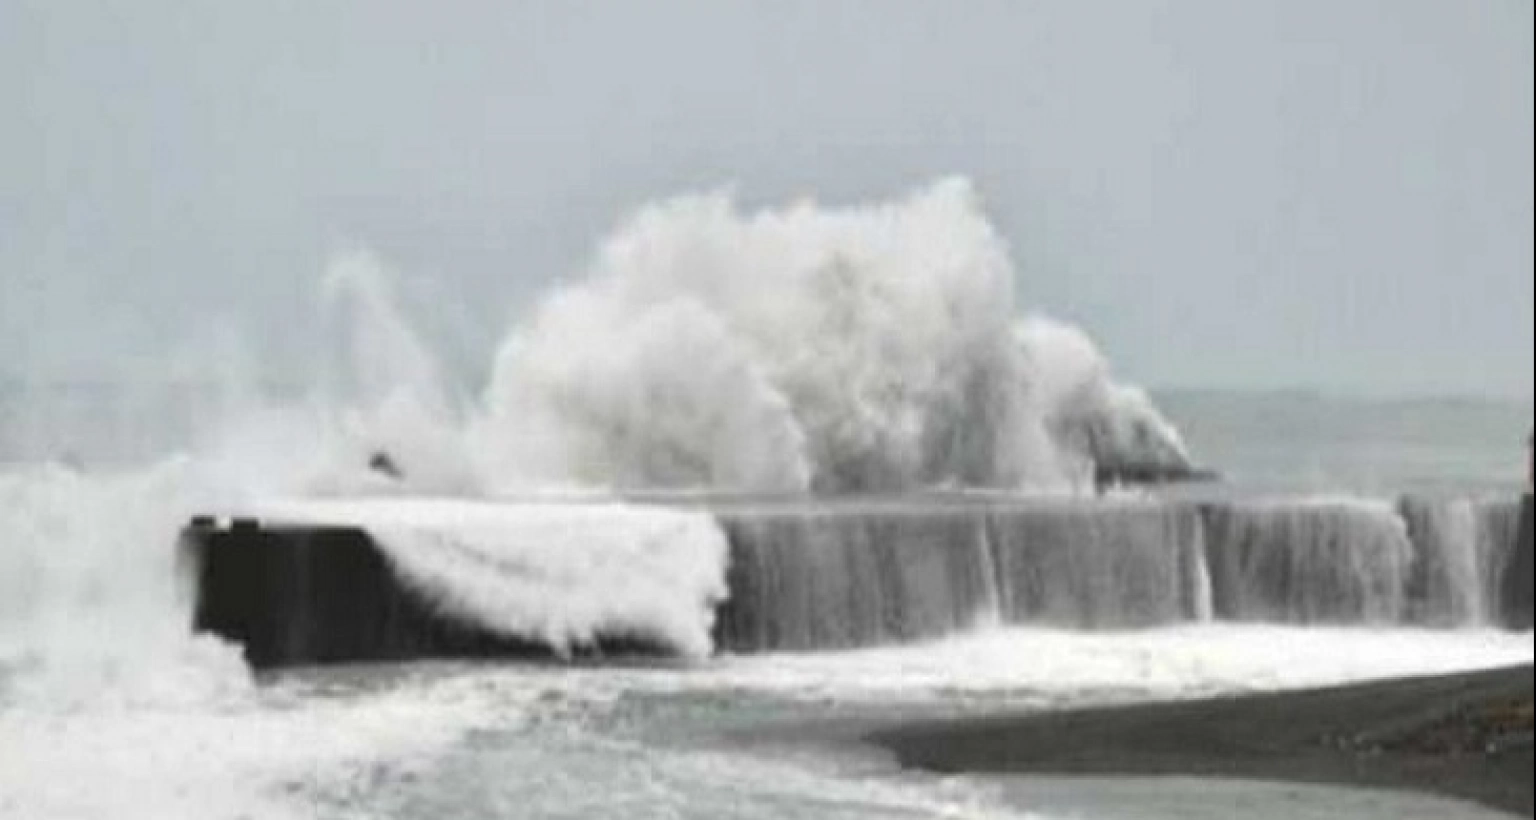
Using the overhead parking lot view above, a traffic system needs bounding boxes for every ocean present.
[2,385,1530,820]
[2,188,1531,819]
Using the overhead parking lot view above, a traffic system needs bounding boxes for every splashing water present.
[0,179,1527,820]
[4,181,1186,499]
[314,250,481,495]
[474,180,1189,494]
[1015,317,1192,482]
[249,497,731,658]
[0,462,217,691]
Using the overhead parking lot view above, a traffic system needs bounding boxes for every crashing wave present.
[1015,316,1195,486]
[0,179,1200,670]
[473,179,1192,494]
[246,498,730,658]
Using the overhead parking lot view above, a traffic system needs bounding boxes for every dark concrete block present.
[180,520,661,669]
[1502,497,1534,630]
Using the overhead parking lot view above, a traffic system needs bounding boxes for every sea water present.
[3,623,1530,820]
[2,184,1531,819]
[3,391,1529,820]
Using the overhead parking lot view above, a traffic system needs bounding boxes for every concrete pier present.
[183,493,1536,670]
[180,518,656,669]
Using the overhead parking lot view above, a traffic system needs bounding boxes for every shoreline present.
[868,665,1534,817]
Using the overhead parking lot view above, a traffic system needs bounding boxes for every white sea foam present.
[316,251,480,496]
[693,625,1535,705]
[0,662,509,820]
[259,627,1529,820]
[3,182,1191,501]
[0,462,205,678]
[0,179,1523,819]
[251,498,730,658]
[473,180,1189,495]
[1015,316,1191,478]
[0,459,510,820]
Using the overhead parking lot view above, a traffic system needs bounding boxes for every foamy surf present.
[473,180,1192,496]
[0,660,499,820]
[0,179,1527,820]
[245,498,730,658]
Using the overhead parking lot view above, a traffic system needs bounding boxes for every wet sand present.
[871,665,1534,817]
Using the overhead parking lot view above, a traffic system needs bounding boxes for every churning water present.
[1,183,1531,819]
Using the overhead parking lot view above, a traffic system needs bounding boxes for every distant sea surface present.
[1,382,1529,497]
[1154,389,1532,497]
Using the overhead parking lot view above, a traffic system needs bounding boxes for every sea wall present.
[1201,501,1411,626]
[185,494,1536,668]
[181,519,653,669]
[713,506,996,652]
[712,496,1530,651]
[1503,496,1534,629]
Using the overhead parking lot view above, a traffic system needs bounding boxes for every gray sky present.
[3,1,1532,398]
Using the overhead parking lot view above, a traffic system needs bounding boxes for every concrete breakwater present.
[183,496,1536,669]
[1503,495,1534,630]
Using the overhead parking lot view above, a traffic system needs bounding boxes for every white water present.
[0,181,1528,819]
[6,468,1525,819]
[328,627,1531,820]
[250,498,730,658]
[0,462,207,684]
[3,624,1528,820]
[1202,497,1415,624]
[0,181,1197,689]
[474,181,1189,494]
[716,494,1521,655]
[1014,317,1191,481]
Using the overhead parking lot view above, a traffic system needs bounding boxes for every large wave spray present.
[1,180,1191,673]
[474,180,1189,494]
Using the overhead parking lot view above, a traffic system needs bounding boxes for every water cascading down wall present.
[183,493,1536,670]
[714,496,1533,652]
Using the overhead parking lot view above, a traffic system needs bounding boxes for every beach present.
[872,664,1535,817]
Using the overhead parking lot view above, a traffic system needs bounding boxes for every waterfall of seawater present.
[1202,501,1413,625]
[987,502,1209,629]
[712,496,1515,654]
[10,185,1522,671]
[1399,497,1486,625]
[1471,497,1531,623]
[715,505,997,652]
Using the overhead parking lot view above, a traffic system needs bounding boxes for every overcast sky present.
[3,1,1532,398]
